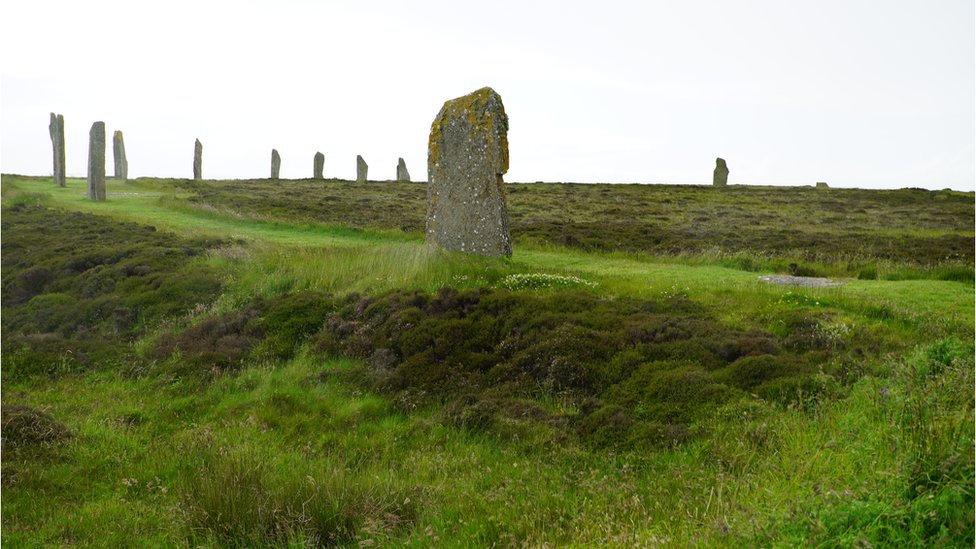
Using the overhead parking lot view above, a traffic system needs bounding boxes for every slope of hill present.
[2,174,973,547]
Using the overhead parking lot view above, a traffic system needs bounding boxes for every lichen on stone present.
[428,87,508,173]
[425,87,512,257]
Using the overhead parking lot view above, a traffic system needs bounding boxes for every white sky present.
[2,0,974,190]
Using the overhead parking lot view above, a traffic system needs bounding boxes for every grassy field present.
[2,174,973,547]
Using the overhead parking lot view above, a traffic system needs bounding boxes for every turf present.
[2,173,972,547]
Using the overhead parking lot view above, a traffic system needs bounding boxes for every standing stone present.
[113,130,128,180]
[49,113,66,187]
[356,155,368,183]
[87,121,106,201]
[313,152,325,179]
[193,139,203,180]
[816,181,829,189]
[713,157,729,186]
[426,86,512,257]
[271,149,281,179]
[396,157,410,182]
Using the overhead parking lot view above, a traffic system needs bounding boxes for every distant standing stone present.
[713,157,729,186]
[816,181,829,189]
[48,113,66,187]
[426,86,512,257]
[113,130,128,180]
[193,139,203,180]
[313,152,325,179]
[356,155,368,183]
[396,157,410,182]
[87,121,106,201]
[271,149,281,179]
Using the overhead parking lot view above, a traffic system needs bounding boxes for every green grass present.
[5,346,970,546]
[5,174,973,275]
[2,177,413,248]
[169,177,975,271]
[2,174,973,546]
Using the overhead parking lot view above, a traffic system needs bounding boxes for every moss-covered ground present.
[2,174,973,547]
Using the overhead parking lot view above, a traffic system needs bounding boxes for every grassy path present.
[7,176,410,247]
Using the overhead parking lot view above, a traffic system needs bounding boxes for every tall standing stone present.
[396,157,410,182]
[313,152,325,179]
[113,130,128,180]
[49,113,66,187]
[713,157,729,186]
[426,87,512,257]
[193,139,203,180]
[87,121,106,201]
[356,155,368,183]
[271,149,281,179]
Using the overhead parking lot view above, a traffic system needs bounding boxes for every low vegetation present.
[1,174,973,547]
[1,200,226,380]
[172,177,973,277]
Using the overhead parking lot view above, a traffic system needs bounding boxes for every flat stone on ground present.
[758,275,844,287]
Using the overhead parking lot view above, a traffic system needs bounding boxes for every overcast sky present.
[2,0,974,190]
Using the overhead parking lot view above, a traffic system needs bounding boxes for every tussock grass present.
[1,405,73,452]
[2,344,971,546]
[217,243,512,302]
[177,435,418,547]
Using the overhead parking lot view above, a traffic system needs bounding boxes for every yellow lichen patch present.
[427,87,509,173]
[495,174,506,198]
[428,113,445,165]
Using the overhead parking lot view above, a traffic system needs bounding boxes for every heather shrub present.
[153,283,854,448]
[1,206,225,380]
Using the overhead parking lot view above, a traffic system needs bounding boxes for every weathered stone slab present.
[193,139,203,180]
[713,157,729,186]
[49,113,66,187]
[396,157,410,182]
[426,87,512,257]
[314,152,325,179]
[356,155,368,183]
[87,121,106,201]
[113,130,128,180]
[271,149,281,179]
[816,181,829,189]
[758,275,843,287]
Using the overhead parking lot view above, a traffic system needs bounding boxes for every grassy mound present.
[177,436,419,547]
[1,203,226,379]
[152,286,889,450]
[1,405,73,452]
